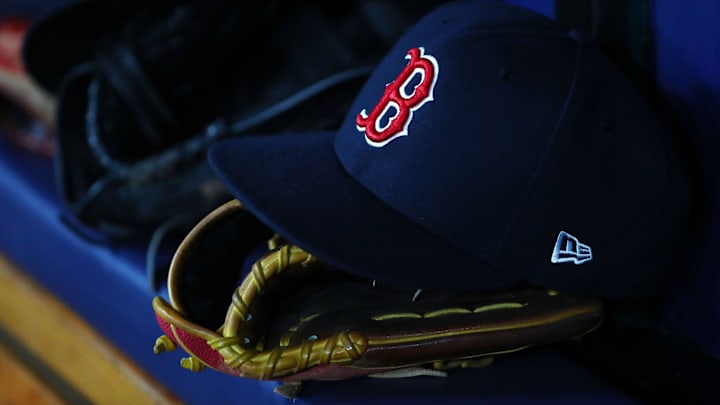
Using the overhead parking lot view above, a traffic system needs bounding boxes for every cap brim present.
[208,131,521,292]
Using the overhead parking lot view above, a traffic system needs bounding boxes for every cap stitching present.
[492,41,587,262]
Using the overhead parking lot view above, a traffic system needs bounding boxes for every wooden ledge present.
[0,253,181,404]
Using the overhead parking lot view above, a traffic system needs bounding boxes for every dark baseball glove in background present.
[22,0,448,243]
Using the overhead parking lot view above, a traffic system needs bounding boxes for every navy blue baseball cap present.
[208,0,693,298]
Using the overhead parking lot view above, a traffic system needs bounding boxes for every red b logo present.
[356,47,438,147]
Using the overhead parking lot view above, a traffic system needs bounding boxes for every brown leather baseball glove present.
[152,199,603,397]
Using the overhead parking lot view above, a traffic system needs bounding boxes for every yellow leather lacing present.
[209,245,369,380]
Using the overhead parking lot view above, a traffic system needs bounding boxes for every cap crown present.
[335,0,691,296]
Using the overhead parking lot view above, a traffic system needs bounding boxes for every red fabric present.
[155,313,246,376]
[0,18,28,74]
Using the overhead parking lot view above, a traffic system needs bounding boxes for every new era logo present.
[551,231,592,265]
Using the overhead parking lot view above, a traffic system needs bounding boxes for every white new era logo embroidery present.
[551,231,592,265]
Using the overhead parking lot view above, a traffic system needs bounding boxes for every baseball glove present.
[152,200,604,397]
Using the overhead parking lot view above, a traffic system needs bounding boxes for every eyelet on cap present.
[499,68,515,82]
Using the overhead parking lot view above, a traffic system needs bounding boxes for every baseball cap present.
[208,0,693,298]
